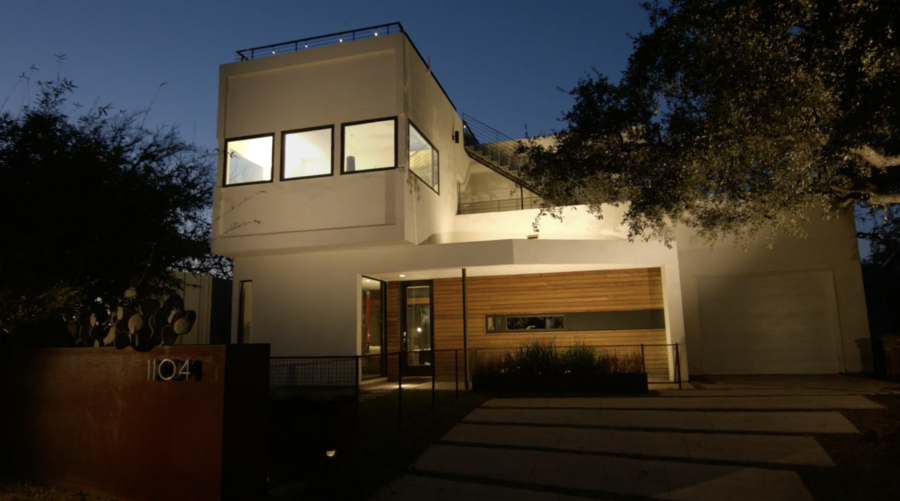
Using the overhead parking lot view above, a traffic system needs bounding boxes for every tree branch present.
[850,145,900,169]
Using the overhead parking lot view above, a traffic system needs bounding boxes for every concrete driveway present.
[372,375,900,501]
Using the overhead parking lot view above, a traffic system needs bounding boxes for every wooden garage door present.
[697,272,841,374]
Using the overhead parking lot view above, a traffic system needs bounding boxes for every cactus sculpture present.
[66,282,197,351]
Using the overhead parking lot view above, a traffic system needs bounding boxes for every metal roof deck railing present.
[232,22,455,110]
[235,23,402,61]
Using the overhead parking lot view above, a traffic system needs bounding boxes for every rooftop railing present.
[232,22,456,110]
[235,23,403,61]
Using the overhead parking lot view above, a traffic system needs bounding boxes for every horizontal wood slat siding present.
[435,268,665,352]
[385,269,666,379]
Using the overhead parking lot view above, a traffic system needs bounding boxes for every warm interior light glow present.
[344,120,395,172]
[399,274,405,278]
[284,128,331,179]
[227,136,273,184]
[326,450,336,458]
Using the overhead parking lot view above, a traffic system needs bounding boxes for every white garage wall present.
[697,272,843,374]
[675,210,872,374]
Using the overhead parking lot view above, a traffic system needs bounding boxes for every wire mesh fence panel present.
[643,344,678,383]
[270,357,358,399]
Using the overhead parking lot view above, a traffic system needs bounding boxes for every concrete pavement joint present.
[436,440,825,471]
[409,469,658,501]
[461,420,848,437]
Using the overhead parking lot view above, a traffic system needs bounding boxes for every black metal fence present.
[271,344,681,397]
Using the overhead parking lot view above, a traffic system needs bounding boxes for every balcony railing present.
[235,23,403,61]
[458,196,543,215]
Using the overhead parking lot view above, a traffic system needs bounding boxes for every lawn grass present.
[798,393,900,501]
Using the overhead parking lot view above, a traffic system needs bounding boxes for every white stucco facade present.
[212,28,871,378]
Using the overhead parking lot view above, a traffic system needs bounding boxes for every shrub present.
[510,339,560,376]
[561,342,597,376]
[475,341,645,377]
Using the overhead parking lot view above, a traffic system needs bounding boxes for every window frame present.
[340,117,399,175]
[485,313,567,333]
[408,120,440,194]
[280,125,335,182]
[223,133,275,187]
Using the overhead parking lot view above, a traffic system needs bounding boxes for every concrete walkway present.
[465,407,860,433]
[443,423,835,466]
[483,395,884,410]
[372,375,888,500]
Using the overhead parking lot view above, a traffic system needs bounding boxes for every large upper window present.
[342,118,397,173]
[282,127,333,180]
[225,135,273,185]
[409,123,439,193]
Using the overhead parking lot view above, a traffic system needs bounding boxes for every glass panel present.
[405,286,431,358]
[239,281,253,343]
[343,120,395,172]
[226,136,273,185]
[283,128,332,179]
[506,315,565,331]
[361,278,383,355]
[409,124,439,192]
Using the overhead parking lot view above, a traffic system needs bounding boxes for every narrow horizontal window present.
[225,135,273,185]
[507,315,565,331]
[409,122,439,193]
[283,127,333,179]
[485,310,665,334]
[343,119,396,173]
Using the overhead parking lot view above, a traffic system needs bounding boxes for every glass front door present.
[401,282,433,376]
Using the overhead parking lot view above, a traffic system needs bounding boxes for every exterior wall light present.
[326,450,336,457]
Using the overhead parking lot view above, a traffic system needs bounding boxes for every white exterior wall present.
[212,29,869,378]
[213,36,410,256]
[674,212,871,374]
[228,238,688,380]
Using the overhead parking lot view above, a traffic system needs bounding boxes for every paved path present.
[465,407,860,433]
[483,395,883,410]
[443,423,835,466]
[414,444,814,501]
[372,375,887,500]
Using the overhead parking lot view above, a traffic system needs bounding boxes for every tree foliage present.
[523,0,900,245]
[0,78,225,344]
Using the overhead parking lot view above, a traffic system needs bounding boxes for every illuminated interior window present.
[409,123,439,193]
[225,136,273,185]
[343,119,396,173]
[283,127,332,179]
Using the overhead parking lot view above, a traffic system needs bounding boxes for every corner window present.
[409,122,439,193]
[225,135,273,185]
[282,126,333,180]
[342,118,397,173]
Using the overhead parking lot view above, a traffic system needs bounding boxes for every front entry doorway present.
[400,281,434,376]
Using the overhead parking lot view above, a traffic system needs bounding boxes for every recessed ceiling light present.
[399,274,406,278]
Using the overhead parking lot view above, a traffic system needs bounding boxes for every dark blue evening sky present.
[1,0,650,150]
[0,0,871,257]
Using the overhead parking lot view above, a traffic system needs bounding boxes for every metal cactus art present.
[67,279,197,351]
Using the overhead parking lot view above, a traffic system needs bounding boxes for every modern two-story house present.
[212,23,872,381]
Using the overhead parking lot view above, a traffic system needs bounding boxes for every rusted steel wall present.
[0,345,269,501]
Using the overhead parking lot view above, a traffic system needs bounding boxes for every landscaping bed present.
[472,341,649,393]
